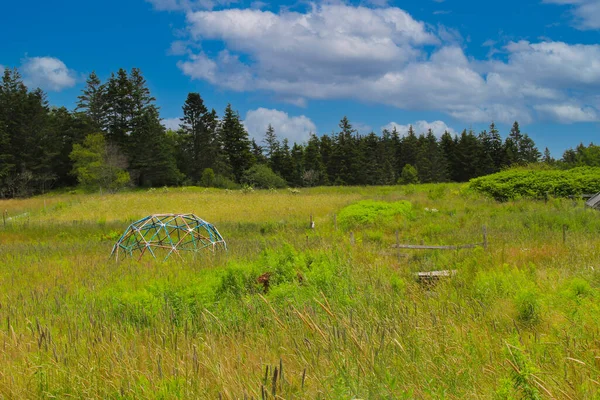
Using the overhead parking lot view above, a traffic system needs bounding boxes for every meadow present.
[1,184,600,399]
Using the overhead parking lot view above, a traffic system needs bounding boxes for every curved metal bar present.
[112,213,227,261]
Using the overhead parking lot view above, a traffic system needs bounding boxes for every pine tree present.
[180,92,210,182]
[49,107,94,187]
[416,129,448,183]
[454,129,483,181]
[320,134,334,185]
[332,117,361,185]
[488,122,504,170]
[129,109,181,187]
[400,126,418,168]
[505,121,523,165]
[362,132,382,185]
[263,124,279,161]
[542,147,555,165]
[478,129,497,175]
[251,139,267,165]
[103,69,133,146]
[519,134,541,164]
[303,133,326,186]
[289,143,305,187]
[220,104,254,182]
[440,131,458,181]
[379,128,397,184]
[76,72,105,130]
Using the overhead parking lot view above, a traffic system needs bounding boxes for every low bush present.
[241,164,287,189]
[337,200,413,230]
[470,166,600,201]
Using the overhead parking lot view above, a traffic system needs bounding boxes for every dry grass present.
[0,184,599,398]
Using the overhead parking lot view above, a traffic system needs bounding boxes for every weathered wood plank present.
[416,270,457,278]
[391,243,481,250]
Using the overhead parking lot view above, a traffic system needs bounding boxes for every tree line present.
[0,66,596,197]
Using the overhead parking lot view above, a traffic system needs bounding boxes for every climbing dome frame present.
[111,214,226,261]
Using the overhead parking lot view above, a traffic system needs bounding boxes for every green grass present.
[1,184,600,398]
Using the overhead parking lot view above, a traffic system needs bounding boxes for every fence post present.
[482,225,488,250]
[396,230,400,262]
[310,214,314,229]
[563,224,567,244]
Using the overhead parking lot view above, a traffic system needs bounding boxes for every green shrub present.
[470,166,600,201]
[242,164,287,189]
[515,288,540,325]
[200,168,215,187]
[398,164,419,185]
[337,200,413,230]
[212,174,240,189]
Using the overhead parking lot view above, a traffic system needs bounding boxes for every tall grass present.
[0,184,599,398]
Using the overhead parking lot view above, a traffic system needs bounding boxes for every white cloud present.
[167,4,600,124]
[21,57,77,91]
[535,103,599,123]
[543,0,600,30]
[382,120,456,136]
[162,117,182,131]
[353,122,373,134]
[244,108,316,144]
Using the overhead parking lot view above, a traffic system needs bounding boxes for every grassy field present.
[1,184,600,399]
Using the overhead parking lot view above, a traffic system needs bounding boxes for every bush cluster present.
[470,167,600,201]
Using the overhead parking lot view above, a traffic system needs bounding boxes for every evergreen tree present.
[289,143,305,187]
[519,134,541,163]
[542,147,555,165]
[103,69,133,146]
[416,129,448,183]
[263,124,279,161]
[320,134,334,185]
[49,107,93,187]
[454,129,483,181]
[379,128,397,184]
[478,129,498,175]
[251,139,268,165]
[129,109,181,187]
[180,92,212,182]
[303,133,326,186]
[331,117,361,185]
[440,131,458,181]
[362,132,382,185]
[504,121,523,165]
[220,104,254,182]
[76,72,105,129]
[400,126,418,168]
[488,122,504,169]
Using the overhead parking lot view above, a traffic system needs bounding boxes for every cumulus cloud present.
[162,117,182,131]
[166,3,600,124]
[382,120,456,136]
[21,57,77,91]
[534,103,599,123]
[244,108,317,144]
[543,0,600,30]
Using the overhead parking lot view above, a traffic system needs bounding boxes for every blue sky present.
[1,0,599,157]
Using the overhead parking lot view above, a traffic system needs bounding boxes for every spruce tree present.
[220,104,254,182]
[76,72,105,130]
[303,133,326,186]
[263,124,279,162]
[180,92,211,182]
[416,129,448,183]
[129,109,181,187]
